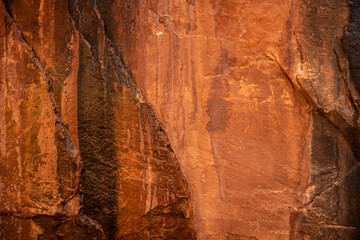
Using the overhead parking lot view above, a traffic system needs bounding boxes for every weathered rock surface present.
[0,0,359,239]
[0,0,195,239]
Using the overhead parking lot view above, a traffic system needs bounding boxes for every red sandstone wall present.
[104,1,311,238]
[0,0,359,239]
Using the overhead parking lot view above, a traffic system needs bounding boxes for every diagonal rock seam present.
[88,1,190,189]
[265,53,321,111]
[266,52,360,126]
[0,0,82,210]
[68,0,192,208]
[2,0,192,238]
[333,46,360,117]
[68,1,195,237]
[1,2,108,239]
[68,0,146,104]
[269,52,360,181]
[267,52,360,144]
[267,52,360,230]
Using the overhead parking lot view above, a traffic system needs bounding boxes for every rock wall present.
[108,0,311,239]
[0,0,359,239]
[0,0,195,239]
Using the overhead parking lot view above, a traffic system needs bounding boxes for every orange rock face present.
[0,0,195,238]
[0,0,359,239]
[107,1,311,239]
[106,0,360,238]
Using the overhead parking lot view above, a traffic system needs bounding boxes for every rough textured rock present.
[108,1,312,239]
[105,0,360,239]
[0,0,359,239]
[0,0,195,239]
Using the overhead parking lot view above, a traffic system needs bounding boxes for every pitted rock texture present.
[0,0,360,240]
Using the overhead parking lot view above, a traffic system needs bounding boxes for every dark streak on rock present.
[0,0,82,211]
